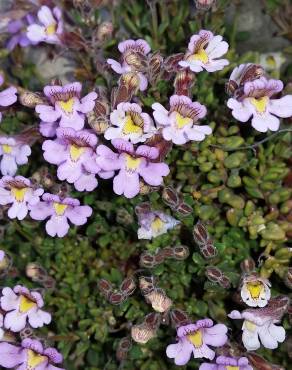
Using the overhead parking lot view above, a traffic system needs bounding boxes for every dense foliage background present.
[0,0,291,369]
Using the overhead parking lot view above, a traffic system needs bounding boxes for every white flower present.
[228,300,287,351]
[227,77,292,132]
[0,286,51,332]
[179,30,229,73]
[105,102,156,143]
[240,274,271,307]
[152,95,210,145]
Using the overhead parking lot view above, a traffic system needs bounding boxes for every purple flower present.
[39,121,59,138]
[43,127,113,191]
[179,30,229,73]
[0,285,51,332]
[0,250,5,262]
[0,136,31,176]
[200,356,253,370]
[152,95,210,144]
[0,338,64,370]
[6,15,36,51]
[29,193,92,237]
[0,74,17,122]
[35,82,97,131]
[96,139,170,198]
[27,6,63,45]
[227,76,292,132]
[107,39,151,91]
[136,203,179,239]
[228,297,288,350]
[0,176,43,220]
[105,102,157,143]
[166,319,228,366]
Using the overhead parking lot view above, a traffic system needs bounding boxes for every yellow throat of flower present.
[53,202,68,216]
[250,96,268,113]
[125,155,141,172]
[46,23,57,36]
[245,320,256,332]
[246,281,263,299]
[187,330,203,348]
[19,295,37,313]
[2,144,12,154]
[27,349,47,369]
[226,367,239,370]
[188,48,209,64]
[151,217,164,233]
[11,187,28,202]
[123,115,143,135]
[59,98,75,115]
[175,113,193,129]
[69,144,85,162]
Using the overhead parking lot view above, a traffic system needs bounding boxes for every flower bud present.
[96,21,113,42]
[284,268,292,289]
[18,88,47,108]
[195,0,216,10]
[145,289,172,313]
[131,324,156,344]
[116,337,132,362]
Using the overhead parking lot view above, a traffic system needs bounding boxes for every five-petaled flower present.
[42,127,113,191]
[227,76,292,132]
[105,102,156,143]
[166,319,228,366]
[6,15,36,51]
[0,285,51,332]
[29,193,92,237]
[228,304,286,351]
[27,6,63,45]
[0,74,17,123]
[136,206,179,240]
[0,338,64,370]
[107,39,151,91]
[35,82,97,132]
[179,30,229,73]
[152,94,210,144]
[240,273,271,307]
[0,176,43,220]
[0,136,31,176]
[200,355,253,370]
[96,139,170,198]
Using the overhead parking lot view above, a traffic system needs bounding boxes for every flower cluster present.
[227,63,292,132]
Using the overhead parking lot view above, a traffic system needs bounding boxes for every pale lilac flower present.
[136,205,179,239]
[6,15,36,51]
[240,273,271,308]
[200,356,253,370]
[0,285,51,332]
[0,176,43,220]
[105,102,156,143]
[166,319,228,366]
[179,30,229,73]
[27,6,63,45]
[0,338,64,370]
[152,95,211,144]
[39,121,59,137]
[228,297,287,350]
[227,76,292,132]
[42,127,113,191]
[29,193,92,237]
[96,139,170,198]
[0,313,3,340]
[35,82,97,131]
[0,250,5,262]
[0,136,31,176]
[0,74,17,122]
[107,39,151,91]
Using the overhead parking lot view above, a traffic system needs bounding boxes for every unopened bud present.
[145,289,172,313]
[284,267,292,290]
[131,324,156,344]
[96,21,113,42]
[18,88,47,108]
